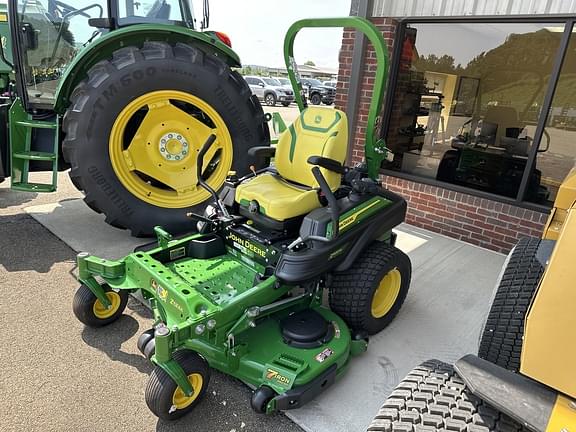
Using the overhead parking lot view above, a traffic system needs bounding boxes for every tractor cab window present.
[16,0,107,108]
[118,0,193,26]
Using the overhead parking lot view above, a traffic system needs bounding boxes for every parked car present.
[300,78,335,105]
[244,76,294,106]
[274,76,307,103]
[323,80,337,88]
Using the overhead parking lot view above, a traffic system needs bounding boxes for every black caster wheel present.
[137,329,155,355]
[143,338,156,360]
[251,385,276,414]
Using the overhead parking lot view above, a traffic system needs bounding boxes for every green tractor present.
[0,0,269,236]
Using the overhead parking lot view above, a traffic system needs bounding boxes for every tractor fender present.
[53,23,241,113]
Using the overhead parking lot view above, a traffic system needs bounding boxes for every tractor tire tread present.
[329,241,411,335]
[478,237,543,372]
[366,359,528,432]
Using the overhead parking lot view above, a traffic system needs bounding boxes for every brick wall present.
[383,177,548,253]
[336,17,548,253]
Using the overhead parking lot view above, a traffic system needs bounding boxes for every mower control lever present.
[311,166,340,239]
[197,134,230,217]
[307,156,348,175]
[287,166,342,250]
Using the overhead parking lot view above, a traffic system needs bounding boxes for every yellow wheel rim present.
[109,90,233,208]
[92,292,121,319]
[371,268,402,318]
[172,373,204,410]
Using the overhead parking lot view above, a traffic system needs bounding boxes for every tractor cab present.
[8,0,200,110]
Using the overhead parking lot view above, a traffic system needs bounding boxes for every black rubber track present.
[329,241,411,335]
[72,284,129,327]
[62,41,269,236]
[478,237,544,373]
[145,349,210,421]
[367,359,527,432]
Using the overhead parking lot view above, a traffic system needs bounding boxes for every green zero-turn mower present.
[73,17,412,420]
[0,0,269,236]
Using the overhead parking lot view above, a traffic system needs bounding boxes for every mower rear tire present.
[478,237,544,372]
[145,350,210,421]
[281,101,291,107]
[72,284,129,327]
[330,241,411,335]
[367,359,527,432]
[62,41,270,236]
[251,385,276,414]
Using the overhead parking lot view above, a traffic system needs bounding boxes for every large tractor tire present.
[478,237,544,372]
[367,359,527,432]
[62,41,269,236]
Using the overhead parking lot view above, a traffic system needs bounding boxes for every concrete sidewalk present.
[22,195,506,432]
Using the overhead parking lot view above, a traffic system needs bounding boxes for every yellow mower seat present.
[236,107,348,222]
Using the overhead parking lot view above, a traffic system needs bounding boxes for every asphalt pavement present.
[0,175,304,432]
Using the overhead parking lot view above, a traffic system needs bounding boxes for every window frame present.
[379,14,576,211]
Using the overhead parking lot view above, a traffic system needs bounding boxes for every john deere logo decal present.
[158,286,168,301]
[151,279,168,302]
[314,115,322,124]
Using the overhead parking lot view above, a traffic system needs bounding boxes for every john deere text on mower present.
[72,17,412,421]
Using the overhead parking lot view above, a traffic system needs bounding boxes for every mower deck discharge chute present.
[73,17,411,420]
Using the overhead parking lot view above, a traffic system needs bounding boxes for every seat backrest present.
[275,107,348,190]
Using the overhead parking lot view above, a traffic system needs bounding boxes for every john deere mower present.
[72,17,412,420]
[0,0,269,236]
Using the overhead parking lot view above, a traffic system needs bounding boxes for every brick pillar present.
[335,17,397,164]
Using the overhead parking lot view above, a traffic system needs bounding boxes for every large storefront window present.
[529,28,576,204]
[383,22,567,205]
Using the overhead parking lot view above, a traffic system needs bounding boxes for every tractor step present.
[9,98,59,193]
[14,119,58,129]
[11,182,56,192]
[12,151,57,161]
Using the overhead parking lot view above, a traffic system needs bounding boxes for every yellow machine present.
[368,168,576,432]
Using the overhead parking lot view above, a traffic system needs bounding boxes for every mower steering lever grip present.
[196,134,230,217]
[197,134,217,181]
[311,166,339,238]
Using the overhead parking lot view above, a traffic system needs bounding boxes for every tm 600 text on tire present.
[62,41,269,236]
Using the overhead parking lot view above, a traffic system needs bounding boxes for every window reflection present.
[384,23,565,204]
[531,28,576,204]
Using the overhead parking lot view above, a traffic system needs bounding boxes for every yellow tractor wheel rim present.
[93,292,122,319]
[109,90,233,208]
[172,373,204,410]
[371,268,402,318]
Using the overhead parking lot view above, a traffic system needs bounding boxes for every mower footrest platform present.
[274,363,337,410]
